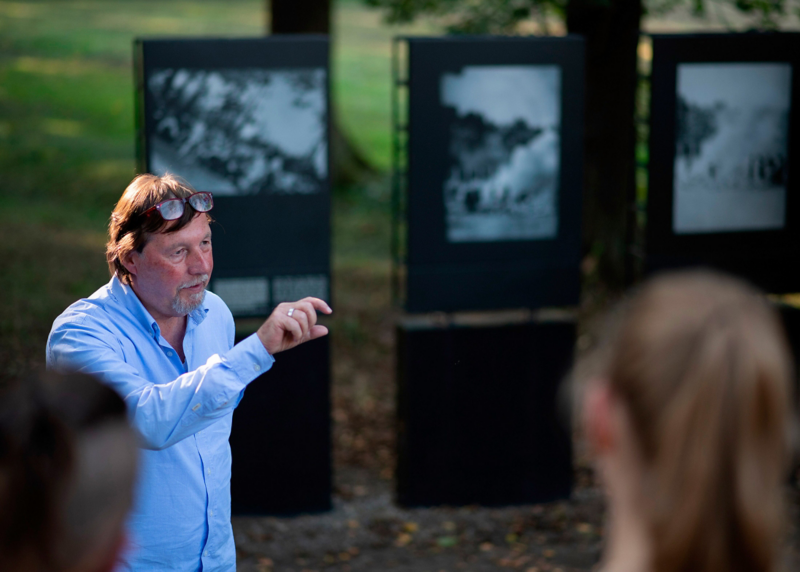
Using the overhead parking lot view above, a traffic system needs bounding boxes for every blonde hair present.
[106,173,211,285]
[582,270,793,572]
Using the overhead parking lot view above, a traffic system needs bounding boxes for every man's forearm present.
[48,328,273,449]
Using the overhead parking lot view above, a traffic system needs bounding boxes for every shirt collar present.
[109,275,210,337]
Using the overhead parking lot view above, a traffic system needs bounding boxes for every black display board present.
[396,36,585,313]
[396,319,575,507]
[135,37,331,316]
[230,335,331,515]
[646,33,800,292]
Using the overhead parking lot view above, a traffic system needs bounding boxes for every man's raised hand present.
[256,297,332,355]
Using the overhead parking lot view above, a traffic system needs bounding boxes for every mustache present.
[179,275,209,289]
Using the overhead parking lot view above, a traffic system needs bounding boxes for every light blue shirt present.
[47,275,275,572]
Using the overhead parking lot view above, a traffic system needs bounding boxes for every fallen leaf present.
[437,535,458,548]
[256,556,273,572]
[403,521,419,533]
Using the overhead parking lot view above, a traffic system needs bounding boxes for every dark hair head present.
[0,371,138,571]
[106,173,213,285]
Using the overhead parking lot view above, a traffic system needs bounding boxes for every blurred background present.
[2,1,799,570]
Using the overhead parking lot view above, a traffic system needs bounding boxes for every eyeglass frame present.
[142,191,214,221]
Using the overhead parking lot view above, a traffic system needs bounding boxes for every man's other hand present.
[256,297,332,355]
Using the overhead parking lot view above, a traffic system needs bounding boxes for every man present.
[47,173,331,571]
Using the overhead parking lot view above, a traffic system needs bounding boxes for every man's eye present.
[173,249,185,256]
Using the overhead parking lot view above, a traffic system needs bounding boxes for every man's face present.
[124,214,213,322]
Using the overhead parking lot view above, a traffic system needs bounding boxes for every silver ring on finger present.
[287,307,295,317]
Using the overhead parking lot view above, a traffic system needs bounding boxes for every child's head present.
[581,270,794,572]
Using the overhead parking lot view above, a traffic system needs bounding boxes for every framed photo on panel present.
[135,37,331,316]
[646,33,800,293]
[400,36,585,313]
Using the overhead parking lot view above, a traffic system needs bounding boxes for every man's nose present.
[189,249,212,275]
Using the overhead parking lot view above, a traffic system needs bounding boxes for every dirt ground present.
[234,467,604,572]
[233,467,800,572]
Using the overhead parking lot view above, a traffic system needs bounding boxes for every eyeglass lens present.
[159,200,184,220]
[158,193,214,221]
[188,192,214,213]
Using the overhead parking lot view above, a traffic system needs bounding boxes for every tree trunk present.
[566,0,642,290]
[270,0,330,33]
[268,0,375,186]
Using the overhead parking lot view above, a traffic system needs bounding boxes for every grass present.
[0,0,441,380]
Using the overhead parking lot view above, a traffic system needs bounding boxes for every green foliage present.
[730,0,788,27]
[364,0,565,34]
[364,0,796,31]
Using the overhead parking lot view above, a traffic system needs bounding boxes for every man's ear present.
[583,378,616,455]
[121,250,140,279]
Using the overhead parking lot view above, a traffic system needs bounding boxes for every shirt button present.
[207,468,211,475]
[203,550,208,557]
[253,364,261,372]
[167,351,173,357]
[209,509,214,516]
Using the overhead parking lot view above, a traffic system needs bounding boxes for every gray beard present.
[172,288,206,316]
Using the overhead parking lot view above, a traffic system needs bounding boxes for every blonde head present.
[582,270,794,572]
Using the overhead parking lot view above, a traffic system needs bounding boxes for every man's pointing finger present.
[301,297,332,314]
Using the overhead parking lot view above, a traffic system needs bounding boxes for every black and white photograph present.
[673,63,791,234]
[148,67,327,195]
[441,65,561,243]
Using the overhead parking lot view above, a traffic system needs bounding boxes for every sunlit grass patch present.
[0,1,46,19]
[12,55,111,76]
